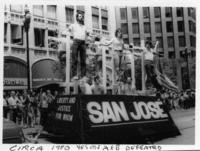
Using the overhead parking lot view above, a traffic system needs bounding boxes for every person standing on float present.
[101,28,125,84]
[69,11,91,79]
[144,41,161,90]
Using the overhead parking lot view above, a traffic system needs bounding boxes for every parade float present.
[45,33,180,144]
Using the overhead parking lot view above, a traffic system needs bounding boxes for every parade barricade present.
[46,95,180,144]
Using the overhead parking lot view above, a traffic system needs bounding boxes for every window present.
[4,23,7,43]
[77,5,85,12]
[188,7,196,19]
[48,39,59,49]
[92,7,99,29]
[101,9,108,18]
[190,36,196,47]
[48,30,58,37]
[34,28,45,47]
[11,24,23,45]
[132,23,139,34]
[189,21,196,33]
[33,5,44,17]
[176,7,183,17]
[156,37,163,48]
[177,21,184,32]
[65,7,74,23]
[178,36,185,47]
[47,5,57,19]
[144,22,150,33]
[123,38,129,44]
[101,9,108,30]
[121,23,128,34]
[179,51,185,58]
[168,51,175,59]
[92,15,99,29]
[155,22,162,33]
[154,7,161,18]
[92,7,99,15]
[120,8,127,20]
[166,21,173,32]
[167,37,174,48]
[102,17,108,30]
[165,7,172,17]
[133,38,140,46]
[131,7,138,19]
[10,5,23,13]
[191,50,195,58]
[145,37,151,42]
[143,7,149,19]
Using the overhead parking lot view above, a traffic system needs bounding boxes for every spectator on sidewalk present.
[3,91,10,119]
[7,91,18,123]
[39,91,48,128]
[47,90,54,105]
[53,90,58,100]
[21,90,30,128]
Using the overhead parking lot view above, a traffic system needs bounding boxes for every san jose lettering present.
[87,101,168,123]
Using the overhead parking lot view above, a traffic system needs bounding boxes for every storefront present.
[4,57,27,90]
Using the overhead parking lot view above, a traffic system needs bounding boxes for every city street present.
[156,108,195,144]
[22,108,195,144]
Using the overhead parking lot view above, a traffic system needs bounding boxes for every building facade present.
[3,4,116,90]
[115,7,196,90]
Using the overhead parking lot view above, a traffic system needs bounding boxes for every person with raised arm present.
[143,40,161,90]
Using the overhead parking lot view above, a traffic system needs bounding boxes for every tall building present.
[115,7,196,90]
[3,4,116,90]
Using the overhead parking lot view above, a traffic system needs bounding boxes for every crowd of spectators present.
[157,88,195,111]
[3,84,195,129]
[3,89,58,128]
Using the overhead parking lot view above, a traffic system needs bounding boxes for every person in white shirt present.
[69,11,90,79]
[144,41,161,89]
[7,91,19,122]
[39,91,48,127]
[78,76,92,95]
[101,28,124,84]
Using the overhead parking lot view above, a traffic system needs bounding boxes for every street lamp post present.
[184,48,190,89]
[24,5,31,91]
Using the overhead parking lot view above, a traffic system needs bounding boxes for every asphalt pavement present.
[156,108,195,144]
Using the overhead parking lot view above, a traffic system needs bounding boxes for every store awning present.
[32,59,64,88]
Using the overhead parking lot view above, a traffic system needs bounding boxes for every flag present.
[155,59,179,92]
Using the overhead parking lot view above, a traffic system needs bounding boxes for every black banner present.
[47,95,180,144]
